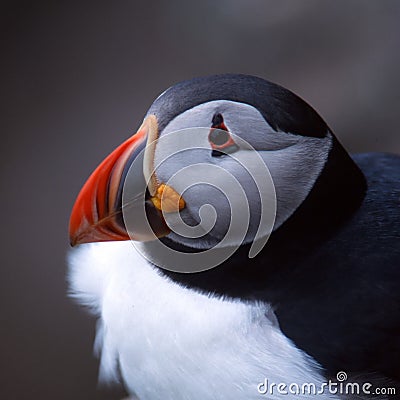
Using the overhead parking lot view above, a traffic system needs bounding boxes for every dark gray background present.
[1,1,399,399]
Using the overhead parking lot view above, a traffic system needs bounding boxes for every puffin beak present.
[69,115,185,246]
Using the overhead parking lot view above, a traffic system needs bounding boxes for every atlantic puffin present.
[68,74,400,399]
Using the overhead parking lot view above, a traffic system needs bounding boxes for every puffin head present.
[69,74,363,270]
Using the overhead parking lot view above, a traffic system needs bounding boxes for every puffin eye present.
[209,113,239,157]
[209,129,231,146]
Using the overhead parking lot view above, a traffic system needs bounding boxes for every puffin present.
[68,74,400,400]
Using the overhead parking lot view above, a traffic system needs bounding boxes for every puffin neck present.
[155,136,367,299]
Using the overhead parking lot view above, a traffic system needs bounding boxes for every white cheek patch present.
[151,100,332,249]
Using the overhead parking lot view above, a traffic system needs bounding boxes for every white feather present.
[68,241,341,400]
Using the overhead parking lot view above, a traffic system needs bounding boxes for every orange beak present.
[69,115,184,246]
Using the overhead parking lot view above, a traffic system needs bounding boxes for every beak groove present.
[69,115,165,246]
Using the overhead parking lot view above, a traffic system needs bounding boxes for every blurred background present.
[1,1,399,399]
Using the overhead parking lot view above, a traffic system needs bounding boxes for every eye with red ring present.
[208,113,239,157]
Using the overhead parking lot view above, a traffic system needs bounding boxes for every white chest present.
[68,242,339,400]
